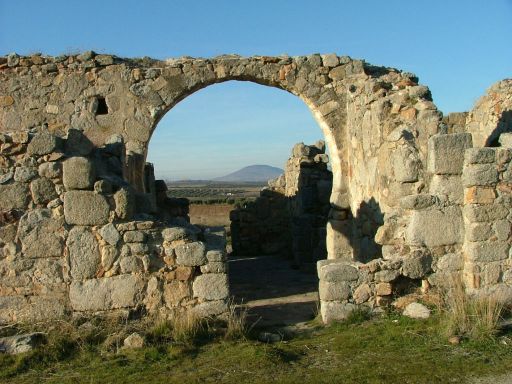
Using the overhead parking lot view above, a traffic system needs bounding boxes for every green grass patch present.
[1,314,511,384]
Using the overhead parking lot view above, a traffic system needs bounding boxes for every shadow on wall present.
[334,197,384,263]
[485,109,512,147]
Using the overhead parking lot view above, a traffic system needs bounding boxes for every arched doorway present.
[145,79,334,326]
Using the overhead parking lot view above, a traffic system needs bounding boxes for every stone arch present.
[132,56,349,217]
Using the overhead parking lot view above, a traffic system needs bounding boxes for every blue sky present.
[1,0,511,179]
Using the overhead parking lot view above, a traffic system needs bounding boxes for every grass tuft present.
[224,299,249,340]
[440,277,507,341]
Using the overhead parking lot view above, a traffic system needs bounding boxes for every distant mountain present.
[213,165,284,182]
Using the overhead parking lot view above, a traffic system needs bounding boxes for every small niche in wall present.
[95,97,109,115]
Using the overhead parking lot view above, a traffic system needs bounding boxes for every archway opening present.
[147,80,334,327]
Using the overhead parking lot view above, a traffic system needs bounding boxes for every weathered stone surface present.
[319,280,351,301]
[319,262,359,282]
[206,250,227,262]
[119,256,143,274]
[27,132,59,155]
[406,206,463,247]
[193,273,229,300]
[175,242,207,266]
[436,253,463,271]
[402,252,432,279]
[376,282,392,296]
[353,283,371,304]
[69,275,144,311]
[98,223,120,246]
[392,146,421,182]
[162,226,196,241]
[466,223,493,242]
[499,133,512,147]
[200,262,227,274]
[464,186,496,204]
[192,300,228,317]
[0,333,45,354]
[67,227,100,280]
[123,230,145,243]
[14,166,37,182]
[163,280,190,305]
[17,209,63,258]
[428,133,472,175]
[0,183,30,209]
[375,269,400,282]
[464,148,496,164]
[320,301,356,323]
[465,242,509,262]
[30,177,57,204]
[403,302,430,319]
[114,188,135,220]
[463,204,508,223]
[101,245,118,271]
[123,332,144,349]
[63,157,95,190]
[462,164,498,187]
[63,191,109,225]
[399,194,437,210]
[38,162,61,179]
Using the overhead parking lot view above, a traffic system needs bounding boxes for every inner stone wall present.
[230,141,332,267]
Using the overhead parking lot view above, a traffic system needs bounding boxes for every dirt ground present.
[189,204,233,226]
[228,254,319,329]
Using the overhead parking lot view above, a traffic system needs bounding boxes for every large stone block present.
[320,301,356,323]
[192,300,228,317]
[0,183,30,209]
[319,262,359,282]
[192,273,229,300]
[175,242,207,266]
[406,206,463,247]
[63,157,95,190]
[319,280,351,301]
[67,227,100,280]
[17,209,64,258]
[391,145,421,182]
[401,251,432,279]
[429,174,463,203]
[463,204,508,223]
[462,164,498,187]
[464,148,496,164]
[464,186,496,204]
[464,242,509,262]
[63,191,110,225]
[69,275,144,311]
[428,133,472,175]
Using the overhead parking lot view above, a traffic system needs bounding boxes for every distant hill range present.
[213,165,284,183]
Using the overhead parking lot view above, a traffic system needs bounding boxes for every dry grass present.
[224,299,250,340]
[440,277,507,341]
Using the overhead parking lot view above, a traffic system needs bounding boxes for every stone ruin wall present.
[0,51,511,324]
[0,129,231,323]
[230,141,332,267]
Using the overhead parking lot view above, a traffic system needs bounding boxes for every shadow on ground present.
[228,254,319,328]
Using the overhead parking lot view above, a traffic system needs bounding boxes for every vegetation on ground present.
[1,298,511,384]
